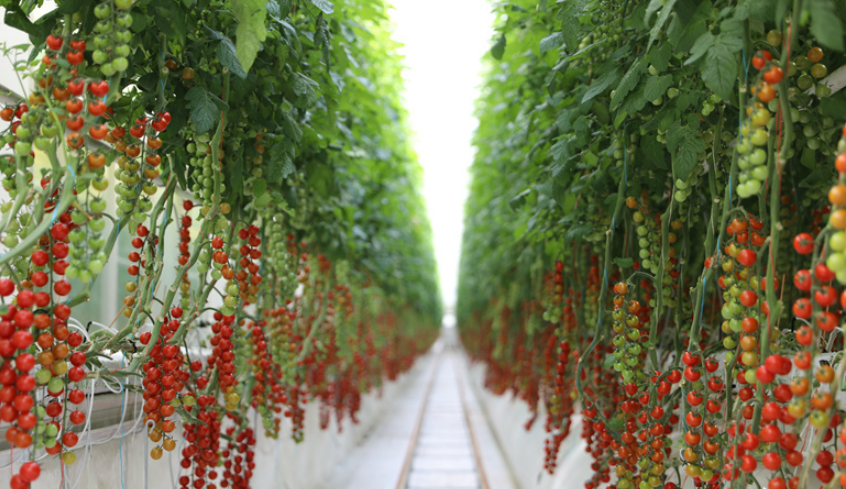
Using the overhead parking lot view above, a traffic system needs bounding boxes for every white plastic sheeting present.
[464,357,593,489]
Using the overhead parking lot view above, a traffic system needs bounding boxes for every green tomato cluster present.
[736,110,772,199]
[610,299,645,384]
[186,132,226,206]
[92,0,133,75]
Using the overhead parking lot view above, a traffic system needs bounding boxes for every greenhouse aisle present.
[317,332,517,489]
[405,353,479,489]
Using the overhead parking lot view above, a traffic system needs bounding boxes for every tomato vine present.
[460,1,846,488]
[0,0,441,488]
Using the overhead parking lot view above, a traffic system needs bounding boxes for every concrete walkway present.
[314,347,440,489]
[407,356,479,489]
[316,332,518,489]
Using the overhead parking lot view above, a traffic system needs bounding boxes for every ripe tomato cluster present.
[458,1,846,487]
[0,1,442,486]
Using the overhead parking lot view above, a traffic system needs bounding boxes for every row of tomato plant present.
[459,0,846,488]
[0,0,441,488]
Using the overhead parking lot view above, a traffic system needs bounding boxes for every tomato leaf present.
[800,147,817,170]
[809,0,845,51]
[232,0,268,73]
[153,1,187,45]
[610,58,646,110]
[667,123,705,181]
[644,0,664,24]
[614,257,634,268]
[701,41,737,102]
[291,73,319,108]
[648,42,673,72]
[217,38,249,79]
[583,68,621,103]
[184,87,222,134]
[685,31,714,66]
[733,0,770,20]
[647,0,678,50]
[799,167,834,188]
[205,25,250,79]
[821,92,846,118]
[267,148,295,184]
[539,32,564,54]
[643,75,673,102]
[309,0,334,14]
[558,0,585,52]
[491,34,506,60]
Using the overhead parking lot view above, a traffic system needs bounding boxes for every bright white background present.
[389,0,495,311]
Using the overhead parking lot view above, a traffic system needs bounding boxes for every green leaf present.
[266,0,282,18]
[799,167,834,188]
[539,32,564,54]
[153,1,187,45]
[491,34,506,60]
[610,58,645,110]
[820,92,846,118]
[252,178,267,198]
[558,0,585,51]
[509,189,532,211]
[648,0,678,49]
[279,111,303,142]
[648,42,673,72]
[643,75,673,101]
[619,86,647,115]
[685,31,715,65]
[800,147,817,170]
[645,0,663,23]
[184,87,221,134]
[667,123,705,181]
[639,135,670,170]
[54,0,90,14]
[561,40,607,64]
[290,73,319,107]
[701,42,737,101]
[232,0,268,73]
[306,162,334,198]
[217,38,249,79]
[550,135,573,163]
[613,110,628,128]
[564,222,592,242]
[131,13,148,32]
[309,0,334,14]
[267,150,294,183]
[254,192,272,208]
[809,0,845,51]
[4,7,51,42]
[733,0,770,20]
[582,68,621,103]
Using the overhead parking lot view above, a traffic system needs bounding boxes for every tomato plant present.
[459,1,846,488]
[0,0,441,487]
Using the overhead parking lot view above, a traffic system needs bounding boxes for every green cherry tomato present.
[811,63,828,79]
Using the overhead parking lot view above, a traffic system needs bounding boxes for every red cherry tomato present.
[793,233,814,254]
